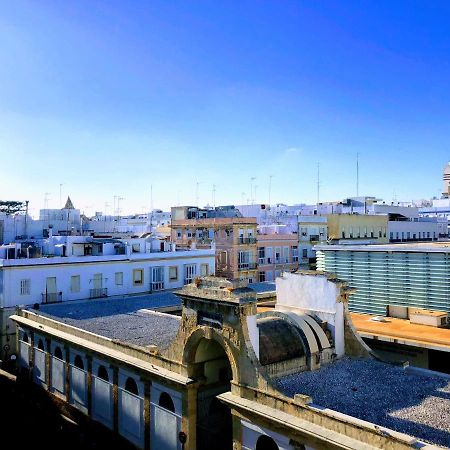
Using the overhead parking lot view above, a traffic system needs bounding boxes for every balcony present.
[238,262,257,270]
[90,288,108,299]
[238,237,257,245]
[41,292,62,304]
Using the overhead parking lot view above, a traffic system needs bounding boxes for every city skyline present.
[2,1,450,214]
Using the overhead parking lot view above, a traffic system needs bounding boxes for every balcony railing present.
[238,262,257,270]
[90,288,108,299]
[41,292,62,304]
[238,237,257,244]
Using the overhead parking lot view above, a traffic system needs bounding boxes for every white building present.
[0,234,215,358]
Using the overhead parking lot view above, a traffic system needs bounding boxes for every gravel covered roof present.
[275,357,450,448]
[35,292,182,349]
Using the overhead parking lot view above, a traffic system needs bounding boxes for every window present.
[151,266,164,291]
[20,279,30,295]
[125,377,139,395]
[74,355,84,370]
[70,275,80,293]
[54,346,63,360]
[200,263,209,276]
[159,392,175,412]
[184,264,197,284]
[238,251,251,269]
[283,246,289,263]
[37,339,45,351]
[259,271,266,282]
[266,247,273,264]
[97,365,109,381]
[176,230,182,239]
[169,266,178,281]
[258,247,265,264]
[390,232,393,240]
[132,243,140,253]
[302,248,308,258]
[187,229,193,238]
[133,269,144,286]
[115,272,123,286]
[274,247,281,263]
[21,332,29,343]
[292,246,298,262]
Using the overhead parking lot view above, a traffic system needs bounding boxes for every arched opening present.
[256,435,279,450]
[37,339,45,351]
[158,392,175,412]
[190,338,233,450]
[74,355,84,370]
[22,332,29,343]
[53,346,63,360]
[97,365,109,382]
[124,376,139,395]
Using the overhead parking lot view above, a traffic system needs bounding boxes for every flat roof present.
[315,241,450,253]
[275,357,450,447]
[247,282,276,295]
[351,312,450,352]
[34,292,182,349]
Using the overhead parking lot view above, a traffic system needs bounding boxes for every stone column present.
[45,337,51,389]
[64,345,70,402]
[87,355,93,415]
[29,330,35,382]
[112,366,119,432]
[143,378,151,450]
[184,384,197,450]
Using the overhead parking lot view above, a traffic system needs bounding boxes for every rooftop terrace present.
[34,292,182,349]
[275,357,450,447]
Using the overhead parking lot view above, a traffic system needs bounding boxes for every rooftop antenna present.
[195,181,201,207]
[250,177,256,205]
[59,183,64,208]
[356,152,360,197]
[316,163,320,205]
[212,184,216,208]
[254,185,258,204]
[241,192,246,205]
[268,175,273,207]
[150,184,154,211]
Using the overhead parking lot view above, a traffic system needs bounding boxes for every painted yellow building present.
[326,214,388,243]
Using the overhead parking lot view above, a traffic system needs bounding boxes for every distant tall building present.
[443,162,450,198]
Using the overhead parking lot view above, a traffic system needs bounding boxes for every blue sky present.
[1,1,450,216]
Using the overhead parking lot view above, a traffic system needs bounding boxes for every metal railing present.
[41,292,62,303]
[238,237,257,244]
[238,262,257,270]
[90,288,108,299]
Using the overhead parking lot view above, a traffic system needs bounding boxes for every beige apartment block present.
[171,213,258,282]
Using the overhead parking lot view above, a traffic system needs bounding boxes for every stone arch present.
[97,365,109,381]
[37,339,45,351]
[256,435,279,450]
[124,376,139,395]
[183,327,239,383]
[74,354,84,370]
[158,391,175,412]
[53,346,63,360]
